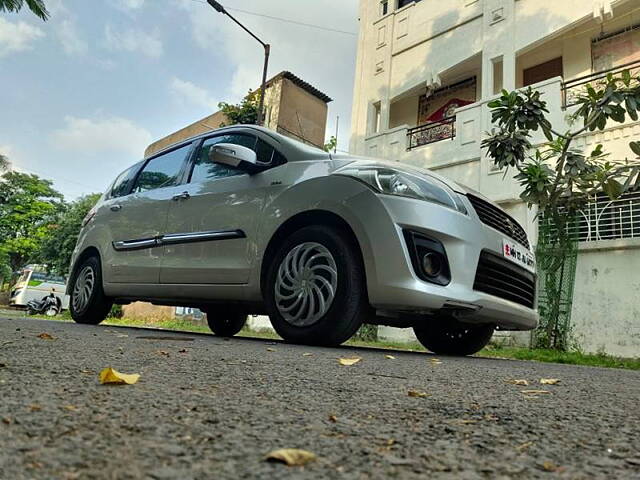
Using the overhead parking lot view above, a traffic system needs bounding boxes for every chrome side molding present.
[112,229,246,251]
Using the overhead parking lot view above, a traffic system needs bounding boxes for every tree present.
[323,136,337,153]
[0,171,63,274]
[0,154,9,172]
[0,0,49,20]
[38,193,101,275]
[482,70,640,350]
[218,89,260,126]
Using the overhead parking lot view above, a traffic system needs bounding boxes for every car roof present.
[145,125,331,163]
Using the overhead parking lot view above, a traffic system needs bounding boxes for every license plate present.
[502,239,535,273]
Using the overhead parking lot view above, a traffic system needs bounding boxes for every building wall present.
[276,77,329,148]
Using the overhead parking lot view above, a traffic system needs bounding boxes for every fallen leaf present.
[178,349,188,353]
[516,441,534,451]
[37,333,54,340]
[302,353,313,357]
[266,348,276,352]
[116,334,128,338]
[265,448,317,466]
[521,389,551,395]
[384,355,396,360]
[338,357,361,366]
[429,358,442,364]
[2,417,10,424]
[29,404,42,412]
[484,414,499,421]
[386,438,396,446]
[156,350,170,356]
[507,379,529,386]
[542,461,558,472]
[328,414,337,423]
[540,378,560,385]
[407,390,429,398]
[63,405,78,411]
[98,367,140,385]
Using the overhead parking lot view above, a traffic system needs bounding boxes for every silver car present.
[68,125,537,355]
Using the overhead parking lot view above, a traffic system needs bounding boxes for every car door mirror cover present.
[209,143,264,174]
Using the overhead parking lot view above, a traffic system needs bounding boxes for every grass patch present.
[103,316,211,334]
[479,346,640,370]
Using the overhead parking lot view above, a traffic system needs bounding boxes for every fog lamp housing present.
[403,230,451,286]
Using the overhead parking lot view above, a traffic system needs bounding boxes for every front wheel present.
[264,225,369,346]
[205,310,247,337]
[413,318,494,356]
[69,256,112,325]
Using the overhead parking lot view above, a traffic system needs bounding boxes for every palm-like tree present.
[0,0,49,21]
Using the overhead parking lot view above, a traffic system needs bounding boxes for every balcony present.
[562,59,640,108]
[407,117,456,150]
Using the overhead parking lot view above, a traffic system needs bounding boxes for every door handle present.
[110,204,122,212]
[172,191,191,201]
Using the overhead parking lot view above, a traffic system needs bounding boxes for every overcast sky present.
[0,0,359,199]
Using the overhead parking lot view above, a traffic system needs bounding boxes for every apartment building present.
[350,0,640,356]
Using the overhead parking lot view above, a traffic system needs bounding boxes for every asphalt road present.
[0,317,638,480]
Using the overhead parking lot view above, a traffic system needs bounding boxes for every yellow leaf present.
[156,350,169,356]
[265,448,317,466]
[29,404,42,411]
[407,390,429,398]
[302,353,313,357]
[267,348,276,352]
[507,379,529,386]
[338,357,361,366]
[542,461,558,472]
[384,355,395,360]
[37,333,54,340]
[429,358,442,365]
[521,389,550,395]
[328,414,337,423]
[99,367,140,385]
[540,378,560,385]
[63,405,78,411]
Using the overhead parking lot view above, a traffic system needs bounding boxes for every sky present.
[0,0,360,199]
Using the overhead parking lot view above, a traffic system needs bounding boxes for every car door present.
[100,143,194,284]
[159,132,286,285]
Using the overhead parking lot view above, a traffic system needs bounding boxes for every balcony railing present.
[562,59,640,108]
[407,116,456,150]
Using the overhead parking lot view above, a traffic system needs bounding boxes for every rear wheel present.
[264,225,368,346]
[205,309,247,337]
[413,317,494,356]
[69,256,112,325]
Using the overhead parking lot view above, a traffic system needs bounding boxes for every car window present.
[110,165,138,198]
[190,134,284,184]
[132,145,191,193]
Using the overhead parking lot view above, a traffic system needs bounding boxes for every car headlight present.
[337,166,467,214]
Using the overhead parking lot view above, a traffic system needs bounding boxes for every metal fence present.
[406,116,456,150]
[540,191,640,243]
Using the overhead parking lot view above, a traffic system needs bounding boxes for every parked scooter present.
[26,291,62,317]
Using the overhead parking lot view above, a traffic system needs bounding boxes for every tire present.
[69,256,112,325]
[205,309,247,337]
[264,225,369,346]
[413,317,494,356]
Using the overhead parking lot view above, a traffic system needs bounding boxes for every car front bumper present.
[357,194,538,331]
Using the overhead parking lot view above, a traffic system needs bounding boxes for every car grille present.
[467,194,530,249]
[473,251,536,309]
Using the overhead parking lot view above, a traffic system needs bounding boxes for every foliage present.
[218,89,260,126]
[353,324,378,342]
[0,171,63,275]
[0,154,9,172]
[323,136,337,153]
[0,0,49,20]
[38,193,101,275]
[482,71,640,350]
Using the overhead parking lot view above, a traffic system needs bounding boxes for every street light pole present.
[206,0,270,126]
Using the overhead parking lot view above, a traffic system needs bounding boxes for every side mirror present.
[209,143,261,173]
